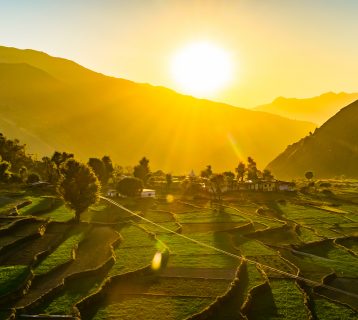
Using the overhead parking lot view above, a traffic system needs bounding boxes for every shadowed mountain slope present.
[0,45,315,172]
[267,100,358,179]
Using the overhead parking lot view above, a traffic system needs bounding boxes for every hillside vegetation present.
[0,45,315,173]
[267,100,358,179]
[255,92,358,125]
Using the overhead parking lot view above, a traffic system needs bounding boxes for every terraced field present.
[0,188,357,319]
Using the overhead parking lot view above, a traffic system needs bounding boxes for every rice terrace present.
[1,1,358,319]
[0,177,357,319]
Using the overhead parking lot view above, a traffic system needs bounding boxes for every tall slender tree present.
[235,162,246,181]
[134,157,151,183]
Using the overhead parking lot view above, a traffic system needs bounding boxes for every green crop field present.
[0,188,357,319]
[34,232,85,276]
[0,265,29,296]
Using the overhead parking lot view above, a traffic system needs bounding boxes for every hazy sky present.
[0,0,357,107]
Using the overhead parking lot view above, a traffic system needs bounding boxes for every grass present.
[313,296,357,319]
[109,225,159,276]
[143,210,175,223]
[297,226,324,243]
[92,296,214,320]
[299,242,358,278]
[109,246,158,276]
[34,232,85,276]
[246,263,265,291]
[18,196,55,215]
[268,279,308,319]
[245,279,308,320]
[280,249,332,282]
[1,190,358,319]
[337,238,358,254]
[37,272,107,315]
[118,224,156,248]
[157,232,239,268]
[253,255,296,277]
[81,201,134,223]
[0,220,44,248]
[233,235,275,257]
[145,277,231,297]
[0,265,29,296]
[40,204,75,222]
[156,201,200,213]
[175,209,249,224]
[138,222,180,234]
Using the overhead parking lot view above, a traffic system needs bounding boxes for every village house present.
[141,188,156,198]
[237,180,295,192]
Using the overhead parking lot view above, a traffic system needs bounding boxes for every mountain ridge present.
[0,45,315,173]
[267,99,358,179]
[255,91,358,125]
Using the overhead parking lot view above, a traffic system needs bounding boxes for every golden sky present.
[1,0,357,107]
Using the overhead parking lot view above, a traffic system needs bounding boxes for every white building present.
[107,189,118,197]
[141,189,156,198]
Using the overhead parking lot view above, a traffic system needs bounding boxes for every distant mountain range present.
[267,100,358,179]
[256,92,358,125]
[0,45,316,173]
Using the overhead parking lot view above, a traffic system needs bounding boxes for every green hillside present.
[267,100,358,179]
[0,45,315,172]
[255,92,358,125]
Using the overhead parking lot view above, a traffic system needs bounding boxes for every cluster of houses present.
[236,180,295,192]
[106,171,295,199]
[107,188,156,198]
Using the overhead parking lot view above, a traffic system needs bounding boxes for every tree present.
[27,173,40,184]
[223,171,235,191]
[116,177,143,197]
[262,169,274,181]
[305,171,314,181]
[111,164,124,186]
[0,133,30,171]
[165,173,172,191]
[209,174,225,202]
[133,157,150,183]
[200,165,213,178]
[19,166,28,183]
[57,159,100,223]
[102,155,114,184]
[41,156,59,183]
[235,162,246,181]
[88,158,106,184]
[247,157,259,181]
[51,151,74,169]
[0,160,11,182]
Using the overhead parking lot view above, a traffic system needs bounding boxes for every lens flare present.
[166,194,174,203]
[151,251,162,270]
[227,132,244,160]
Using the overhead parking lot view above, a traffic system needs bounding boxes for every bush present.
[27,173,41,184]
[322,189,333,196]
[9,173,23,183]
[116,177,143,197]
[320,182,331,188]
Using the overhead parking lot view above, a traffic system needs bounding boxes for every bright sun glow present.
[171,42,233,97]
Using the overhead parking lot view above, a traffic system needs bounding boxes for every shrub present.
[27,173,41,184]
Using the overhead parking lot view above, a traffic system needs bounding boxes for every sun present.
[171,42,233,97]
